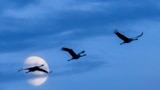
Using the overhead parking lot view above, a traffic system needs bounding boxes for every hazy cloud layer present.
[1,0,160,90]
[0,0,159,53]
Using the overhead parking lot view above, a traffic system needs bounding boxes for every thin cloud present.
[52,60,106,77]
[0,0,159,53]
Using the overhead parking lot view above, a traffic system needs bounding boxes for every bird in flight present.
[62,47,86,61]
[114,29,143,45]
[18,64,51,74]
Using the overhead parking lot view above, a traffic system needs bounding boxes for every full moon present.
[24,56,50,86]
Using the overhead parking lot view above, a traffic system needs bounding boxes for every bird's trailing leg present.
[78,51,86,57]
[120,42,125,45]
[48,70,52,73]
[18,69,23,72]
[67,59,73,61]
[25,71,31,73]
[80,54,86,57]
[133,38,138,40]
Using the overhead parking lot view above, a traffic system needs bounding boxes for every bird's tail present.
[81,54,86,57]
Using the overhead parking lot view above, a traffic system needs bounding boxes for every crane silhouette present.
[62,47,86,61]
[18,64,51,74]
[114,29,143,45]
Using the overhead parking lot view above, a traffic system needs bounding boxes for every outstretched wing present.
[62,47,77,57]
[134,32,143,38]
[114,29,130,41]
[37,68,49,74]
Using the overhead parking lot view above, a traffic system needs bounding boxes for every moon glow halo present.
[24,56,49,86]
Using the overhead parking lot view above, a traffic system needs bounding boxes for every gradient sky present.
[1,0,160,90]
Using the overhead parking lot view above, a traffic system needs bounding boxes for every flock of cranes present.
[18,29,143,74]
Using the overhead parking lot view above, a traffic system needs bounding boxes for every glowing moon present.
[24,56,49,86]
[28,76,48,86]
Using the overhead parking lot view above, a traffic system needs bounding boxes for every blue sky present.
[1,0,160,90]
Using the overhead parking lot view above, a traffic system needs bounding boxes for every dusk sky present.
[1,0,160,90]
